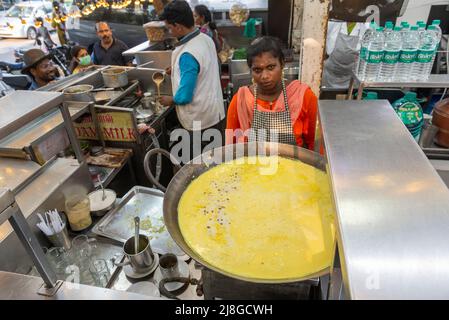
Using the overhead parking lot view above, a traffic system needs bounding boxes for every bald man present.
[91,22,133,66]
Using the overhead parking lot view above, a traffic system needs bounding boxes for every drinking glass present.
[89,258,111,287]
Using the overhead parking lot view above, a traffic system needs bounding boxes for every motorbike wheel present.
[26,27,37,40]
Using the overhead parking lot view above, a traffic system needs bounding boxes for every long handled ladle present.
[134,216,140,254]
[152,71,165,99]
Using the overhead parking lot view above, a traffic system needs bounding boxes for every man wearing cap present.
[158,0,225,161]
[91,22,133,66]
[22,49,60,90]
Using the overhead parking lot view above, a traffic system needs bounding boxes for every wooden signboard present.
[74,112,137,142]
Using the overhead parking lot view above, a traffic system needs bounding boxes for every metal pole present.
[7,204,58,288]
[60,102,84,163]
[299,0,330,97]
[90,104,106,148]
[327,243,345,300]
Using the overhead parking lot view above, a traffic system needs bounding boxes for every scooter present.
[0,63,32,92]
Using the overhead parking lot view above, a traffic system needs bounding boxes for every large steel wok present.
[163,142,331,284]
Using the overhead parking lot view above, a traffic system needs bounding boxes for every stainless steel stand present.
[0,188,61,296]
[347,73,449,100]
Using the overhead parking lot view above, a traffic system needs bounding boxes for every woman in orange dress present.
[226,37,318,150]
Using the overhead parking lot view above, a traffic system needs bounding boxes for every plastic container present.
[143,21,166,42]
[363,92,379,100]
[65,194,92,232]
[229,2,249,26]
[393,92,424,141]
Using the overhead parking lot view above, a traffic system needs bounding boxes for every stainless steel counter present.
[0,271,159,300]
[319,100,449,299]
[0,91,63,139]
[0,102,91,163]
[123,41,172,70]
[110,259,203,300]
[0,158,41,192]
[351,73,449,89]
[0,157,85,243]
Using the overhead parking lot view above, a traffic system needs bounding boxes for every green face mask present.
[79,55,91,66]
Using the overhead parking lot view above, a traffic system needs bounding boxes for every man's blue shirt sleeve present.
[173,52,199,105]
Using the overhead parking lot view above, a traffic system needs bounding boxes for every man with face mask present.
[21,49,60,90]
[91,22,133,66]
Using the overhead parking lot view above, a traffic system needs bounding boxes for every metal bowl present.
[62,84,94,102]
[101,68,128,88]
[88,189,117,217]
[162,142,331,284]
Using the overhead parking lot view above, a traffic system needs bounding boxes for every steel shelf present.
[348,72,449,100]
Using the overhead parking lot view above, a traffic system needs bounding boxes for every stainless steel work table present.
[319,100,449,300]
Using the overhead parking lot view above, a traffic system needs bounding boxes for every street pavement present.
[0,32,60,63]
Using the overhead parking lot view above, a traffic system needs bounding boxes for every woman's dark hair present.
[69,45,87,72]
[159,0,194,28]
[194,4,216,31]
[70,46,87,59]
[247,36,285,68]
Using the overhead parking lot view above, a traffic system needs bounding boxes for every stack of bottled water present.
[357,20,442,82]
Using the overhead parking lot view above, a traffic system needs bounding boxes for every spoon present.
[98,174,106,201]
[134,216,140,254]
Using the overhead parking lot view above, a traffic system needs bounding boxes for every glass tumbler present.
[89,258,111,287]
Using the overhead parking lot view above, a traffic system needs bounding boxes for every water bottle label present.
[399,50,418,64]
[416,49,435,63]
[367,50,384,63]
[382,50,400,64]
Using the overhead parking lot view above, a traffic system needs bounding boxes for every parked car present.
[0,0,17,17]
[0,1,54,39]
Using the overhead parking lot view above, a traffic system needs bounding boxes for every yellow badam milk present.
[178,156,336,280]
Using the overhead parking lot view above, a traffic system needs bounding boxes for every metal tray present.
[92,186,185,257]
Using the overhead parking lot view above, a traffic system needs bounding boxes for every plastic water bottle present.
[379,26,402,82]
[357,22,377,81]
[384,21,394,38]
[416,21,425,28]
[432,20,442,44]
[400,22,410,38]
[424,25,441,77]
[412,25,438,81]
[364,27,385,82]
[396,25,419,81]
[417,21,427,36]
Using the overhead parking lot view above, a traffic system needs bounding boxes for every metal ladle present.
[152,71,165,99]
[134,216,140,254]
[97,174,106,201]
